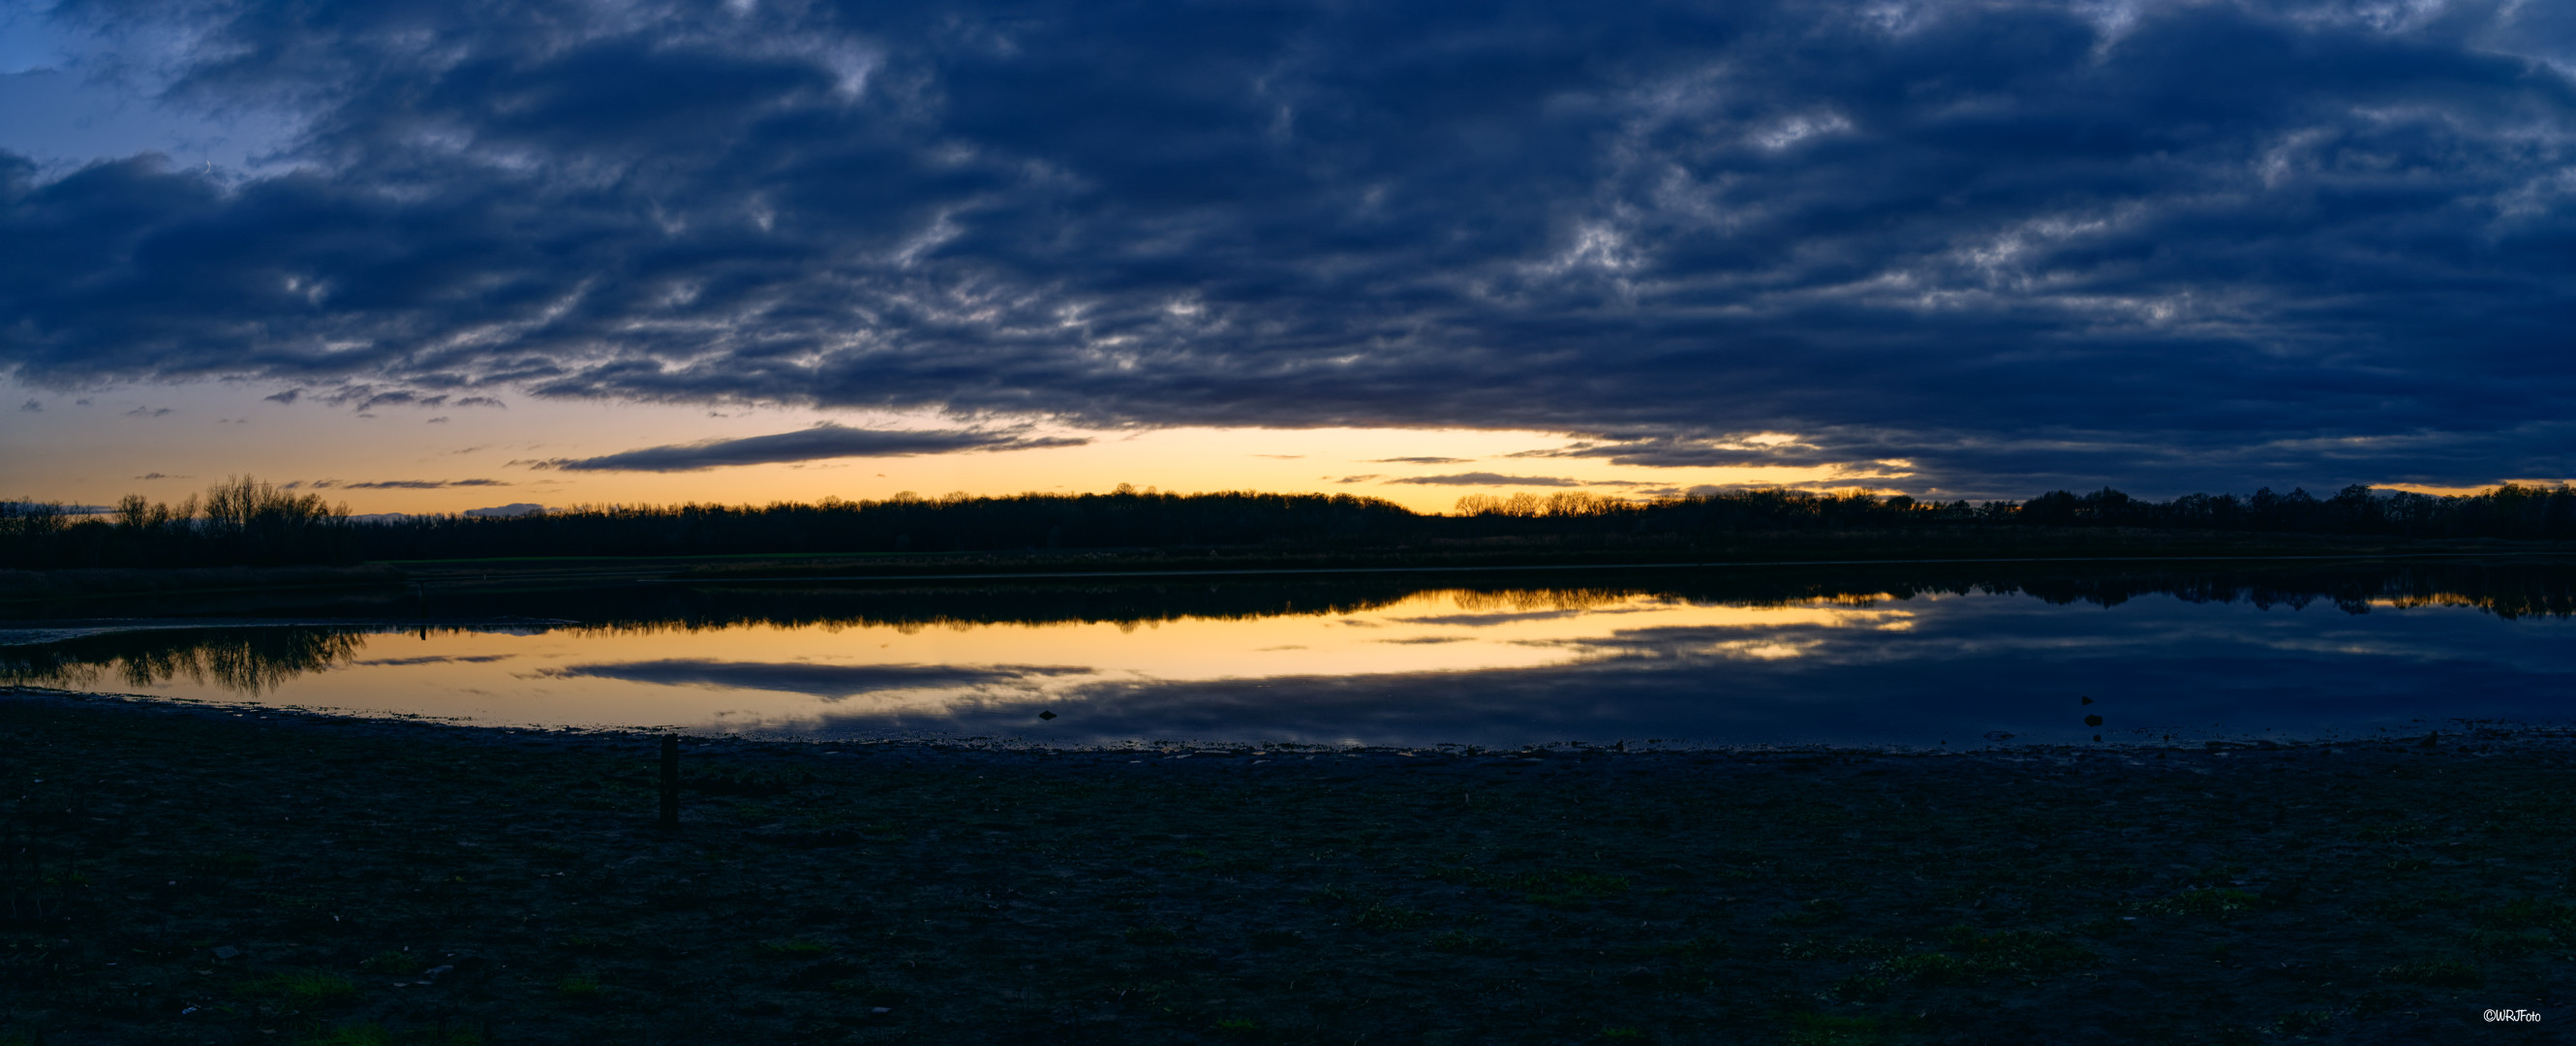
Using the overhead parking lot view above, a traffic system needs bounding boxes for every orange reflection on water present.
[18,589,1917,732]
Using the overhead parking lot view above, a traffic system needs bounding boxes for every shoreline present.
[5,688,2568,1044]
[16,685,2566,757]
[669,548,2576,586]
[6,534,2568,603]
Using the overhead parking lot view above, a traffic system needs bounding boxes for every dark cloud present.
[1386,473,1582,486]
[123,406,171,417]
[1333,475,1380,484]
[295,477,510,490]
[537,423,1088,473]
[1367,456,1475,465]
[356,390,431,411]
[5,1,2576,495]
[1510,437,1844,469]
[540,660,1093,699]
[17,399,38,412]
[358,477,507,489]
[461,503,544,517]
[2,502,114,514]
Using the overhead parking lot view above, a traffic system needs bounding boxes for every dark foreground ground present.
[1,692,2567,1046]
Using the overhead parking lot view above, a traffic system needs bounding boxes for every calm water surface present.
[6,562,2570,748]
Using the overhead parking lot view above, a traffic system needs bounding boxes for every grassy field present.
[1,692,2568,1044]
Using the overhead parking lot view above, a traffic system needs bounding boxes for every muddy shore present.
[2,690,2567,1045]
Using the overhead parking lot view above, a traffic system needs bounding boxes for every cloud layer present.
[537,423,1088,472]
[1385,473,1582,487]
[5,0,2575,494]
[285,477,510,490]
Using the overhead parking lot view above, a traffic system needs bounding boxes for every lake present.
[5,559,2570,749]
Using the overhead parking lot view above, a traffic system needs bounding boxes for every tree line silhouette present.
[5,477,2572,570]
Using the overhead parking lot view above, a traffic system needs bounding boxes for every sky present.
[3,0,2573,516]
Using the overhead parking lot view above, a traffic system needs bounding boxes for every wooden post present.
[658,734,680,829]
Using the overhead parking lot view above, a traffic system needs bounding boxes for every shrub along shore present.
[4,529,2569,607]
[2,691,2567,1044]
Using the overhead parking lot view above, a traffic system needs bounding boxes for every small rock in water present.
[2083,715,2103,727]
[2418,731,2439,748]
[1981,731,2015,742]
[1038,711,1058,721]
[2081,695,2095,705]
[210,946,240,960]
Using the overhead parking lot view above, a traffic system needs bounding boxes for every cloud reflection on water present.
[4,564,2571,747]
[537,660,1094,700]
